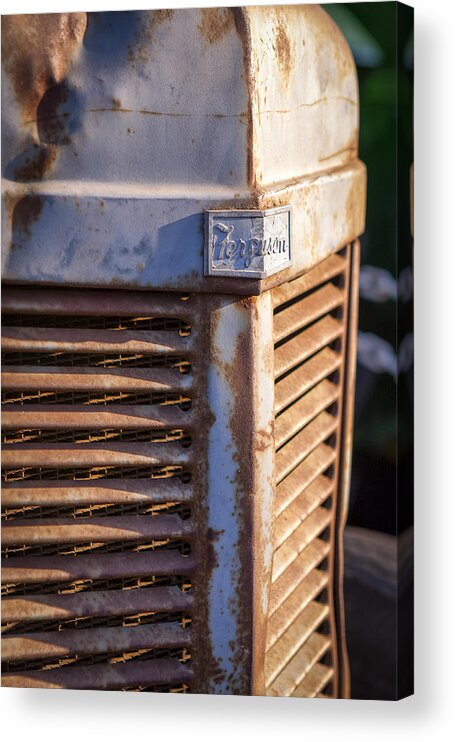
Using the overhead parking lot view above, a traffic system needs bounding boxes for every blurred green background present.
[325,2,414,699]
[325,2,414,534]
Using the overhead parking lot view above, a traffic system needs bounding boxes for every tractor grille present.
[266,247,353,698]
[1,287,204,692]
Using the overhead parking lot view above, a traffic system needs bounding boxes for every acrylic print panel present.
[1,3,413,700]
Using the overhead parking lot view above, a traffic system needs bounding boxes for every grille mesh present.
[1,289,198,692]
[266,247,352,698]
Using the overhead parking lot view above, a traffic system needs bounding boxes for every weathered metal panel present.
[205,293,275,694]
[265,246,355,698]
[2,7,365,293]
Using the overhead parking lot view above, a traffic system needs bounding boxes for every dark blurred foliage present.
[326,2,414,535]
[326,3,414,699]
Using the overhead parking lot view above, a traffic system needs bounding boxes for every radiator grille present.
[266,247,352,698]
[1,288,200,692]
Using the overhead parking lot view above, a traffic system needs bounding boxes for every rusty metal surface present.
[204,292,275,695]
[2,366,192,393]
[3,585,193,623]
[274,315,343,378]
[265,246,355,698]
[3,622,191,662]
[1,287,199,692]
[2,551,196,585]
[266,569,328,651]
[2,327,193,355]
[333,239,361,698]
[2,404,194,431]
[2,480,193,507]
[2,657,193,690]
[274,380,340,448]
[2,515,194,546]
[1,287,196,317]
[2,7,365,294]
[275,348,342,415]
[2,442,192,468]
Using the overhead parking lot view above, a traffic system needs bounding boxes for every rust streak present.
[198,8,234,45]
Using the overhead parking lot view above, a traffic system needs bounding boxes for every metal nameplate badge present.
[204,206,292,279]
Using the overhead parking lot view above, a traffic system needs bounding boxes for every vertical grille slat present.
[266,246,353,699]
[2,288,201,692]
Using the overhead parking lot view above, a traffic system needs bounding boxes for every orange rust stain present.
[112,97,122,110]
[345,169,367,236]
[36,81,72,146]
[13,144,57,182]
[1,13,86,125]
[127,9,173,68]
[12,195,44,239]
[273,19,292,84]
[198,7,234,45]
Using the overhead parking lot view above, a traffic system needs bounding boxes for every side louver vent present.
[266,246,355,698]
[1,288,203,692]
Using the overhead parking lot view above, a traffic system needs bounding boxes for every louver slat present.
[2,480,192,507]
[274,347,342,415]
[274,443,337,518]
[268,539,330,616]
[265,601,329,686]
[292,662,334,698]
[272,254,346,308]
[2,658,193,690]
[274,315,343,379]
[2,404,193,431]
[272,507,332,582]
[275,380,340,449]
[268,633,331,697]
[2,586,193,624]
[266,569,328,650]
[2,287,198,693]
[2,622,191,662]
[2,515,194,546]
[275,412,339,483]
[2,442,191,468]
[273,474,333,549]
[2,327,193,355]
[2,552,196,585]
[1,288,196,319]
[273,283,344,344]
[267,246,353,698]
[2,367,192,393]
